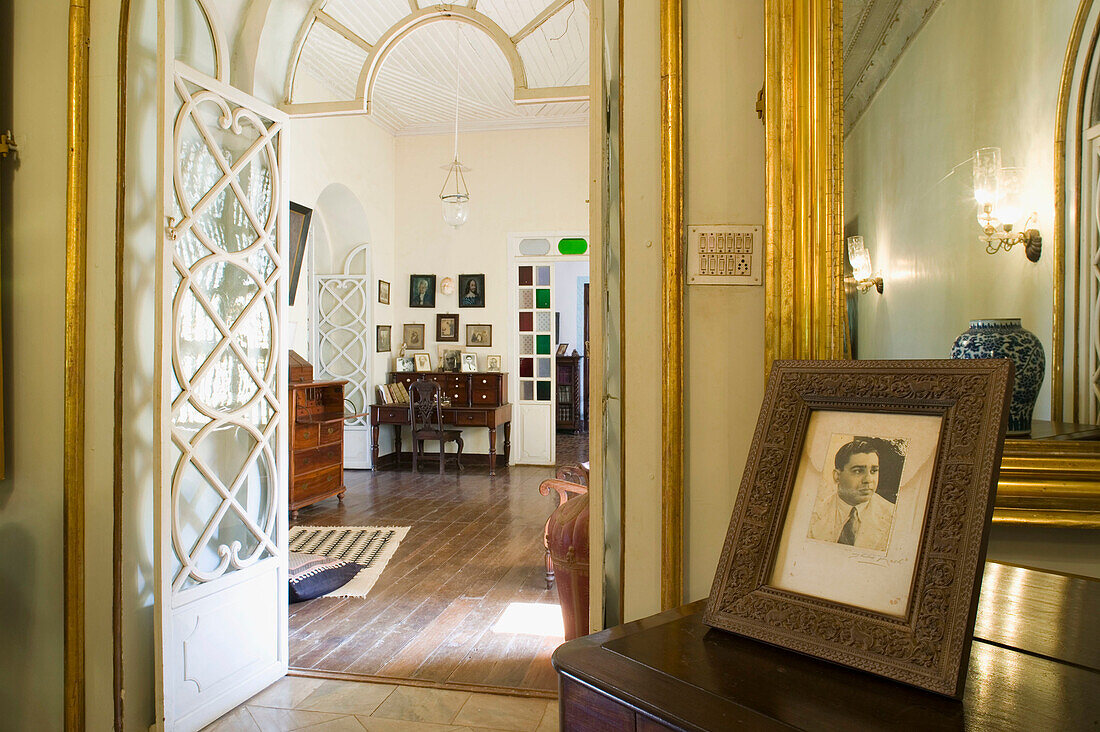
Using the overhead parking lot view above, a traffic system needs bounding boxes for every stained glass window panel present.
[519,312,533,331]
[536,311,552,333]
[537,357,551,378]
[537,334,551,354]
[519,266,533,286]
[537,381,551,401]
[536,266,550,286]
[520,289,534,309]
[521,380,534,401]
[536,289,550,309]
[558,237,588,255]
[520,358,533,377]
[520,334,534,355]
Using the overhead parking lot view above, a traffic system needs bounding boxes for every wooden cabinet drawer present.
[319,420,342,445]
[293,422,319,449]
[291,465,342,504]
[444,383,469,406]
[294,443,341,475]
[447,410,488,427]
[377,406,410,422]
[471,387,500,405]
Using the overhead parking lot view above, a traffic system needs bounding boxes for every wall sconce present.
[847,236,884,294]
[972,147,1042,262]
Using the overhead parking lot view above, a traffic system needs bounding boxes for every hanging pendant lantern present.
[440,159,469,228]
[441,24,470,228]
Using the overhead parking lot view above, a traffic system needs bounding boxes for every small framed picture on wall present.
[403,323,426,350]
[466,324,492,347]
[458,274,485,308]
[376,325,391,352]
[378,280,390,304]
[410,274,436,307]
[437,313,459,342]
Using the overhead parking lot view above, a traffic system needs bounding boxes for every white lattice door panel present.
[313,244,372,468]
[155,25,289,730]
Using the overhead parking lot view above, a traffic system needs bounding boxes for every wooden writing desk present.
[553,562,1100,730]
[371,370,512,475]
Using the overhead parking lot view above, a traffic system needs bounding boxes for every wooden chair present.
[409,380,464,474]
[539,464,590,588]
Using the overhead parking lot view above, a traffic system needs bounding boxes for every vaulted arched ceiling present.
[287,0,590,134]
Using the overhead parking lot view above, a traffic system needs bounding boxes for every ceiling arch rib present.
[283,0,590,126]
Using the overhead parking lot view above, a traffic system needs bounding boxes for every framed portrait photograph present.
[409,274,436,308]
[378,280,390,305]
[461,353,478,372]
[396,357,414,372]
[413,353,432,372]
[376,325,391,352]
[556,343,569,356]
[438,348,462,373]
[703,359,1012,698]
[458,274,485,308]
[466,324,491,347]
[403,323,425,350]
[436,313,459,342]
[485,355,502,372]
[287,201,313,306]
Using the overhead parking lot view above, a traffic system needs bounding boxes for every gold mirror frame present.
[763,0,1100,528]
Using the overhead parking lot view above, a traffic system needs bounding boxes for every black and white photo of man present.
[808,438,897,552]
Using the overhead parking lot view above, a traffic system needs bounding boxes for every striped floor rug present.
[288,525,410,598]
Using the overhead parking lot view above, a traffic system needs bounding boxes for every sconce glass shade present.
[973,147,1001,229]
[997,166,1023,229]
[847,236,873,281]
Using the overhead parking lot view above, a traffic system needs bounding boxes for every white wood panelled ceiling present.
[290,0,590,135]
[844,0,941,133]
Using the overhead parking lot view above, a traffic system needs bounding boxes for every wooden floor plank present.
[288,433,588,694]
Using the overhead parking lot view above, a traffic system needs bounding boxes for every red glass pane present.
[519,312,533,331]
[519,266,533,286]
[520,358,533,377]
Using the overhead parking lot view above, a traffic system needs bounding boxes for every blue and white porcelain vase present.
[950,318,1045,436]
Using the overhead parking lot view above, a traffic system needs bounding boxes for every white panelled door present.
[510,233,589,465]
[155,9,289,728]
[313,244,373,467]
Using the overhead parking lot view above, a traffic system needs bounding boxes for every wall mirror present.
[765,0,1100,528]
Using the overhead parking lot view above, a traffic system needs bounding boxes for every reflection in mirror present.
[842,0,1072,426]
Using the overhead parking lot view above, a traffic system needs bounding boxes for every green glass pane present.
[537,380,551,401]
[558,237,588,255]
[536,288,551,309]
[537,334,551,354]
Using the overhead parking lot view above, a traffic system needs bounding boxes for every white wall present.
[392,127,590,455]
[288,100,398,461]
[618,0,767,618]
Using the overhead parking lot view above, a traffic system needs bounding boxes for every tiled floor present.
[204,676,559,732]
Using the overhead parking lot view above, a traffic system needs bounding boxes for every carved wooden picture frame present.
[704,359,1012,698]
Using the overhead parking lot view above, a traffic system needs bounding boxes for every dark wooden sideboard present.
[371,372,511,475]
[289,379,347,518]
[553,562,1100,731]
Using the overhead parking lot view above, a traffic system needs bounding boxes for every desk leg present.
[503,423,511,464]
[371,424,379,469]
[488,427,497,476]
[394,425,402,466]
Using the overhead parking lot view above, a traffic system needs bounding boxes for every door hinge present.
[0,131,18,158]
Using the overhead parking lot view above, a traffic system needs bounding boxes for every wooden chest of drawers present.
[289,379,347,518]
[389,371,508,407]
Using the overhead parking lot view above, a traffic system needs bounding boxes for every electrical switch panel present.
[687,225,762,286]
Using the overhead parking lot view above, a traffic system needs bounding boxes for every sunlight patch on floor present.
[491,602,565,637]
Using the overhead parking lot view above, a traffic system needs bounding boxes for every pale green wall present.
[845,0,1078,422]
[845,0,1098,579]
